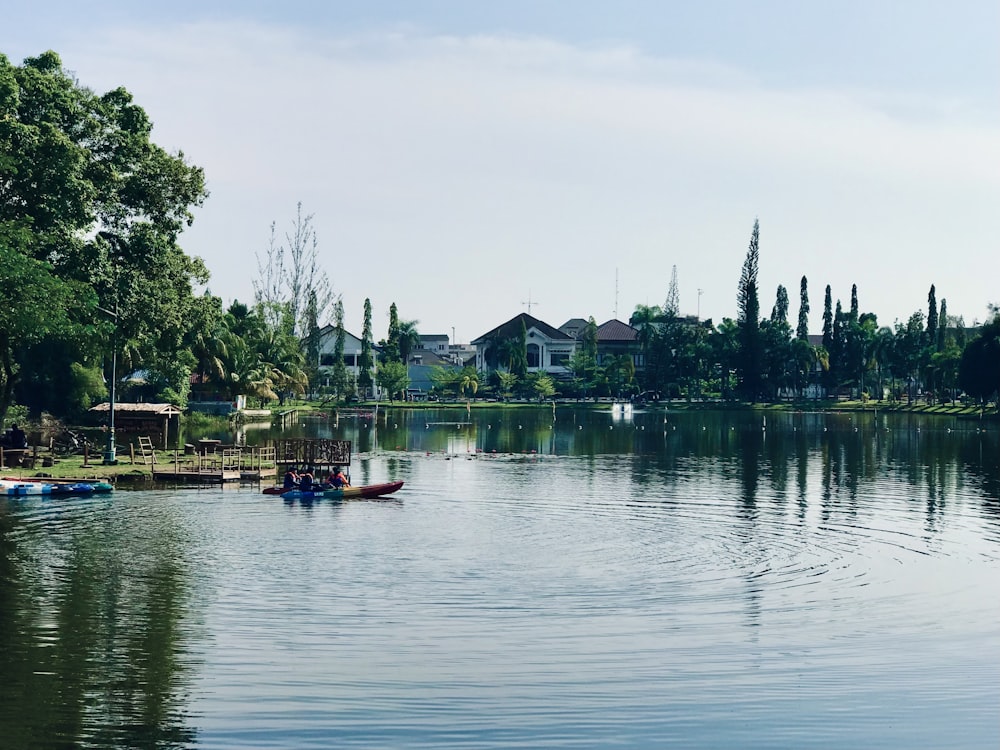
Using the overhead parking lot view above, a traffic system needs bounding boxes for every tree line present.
[2,52,997,426]
[621,219,1000,410]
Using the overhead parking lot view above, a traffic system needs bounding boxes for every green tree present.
[2,51,209,415]
[429,366,462,398]
[958,313,1000,413]
[495,370,519,401]
[736,219,762,400]
[771,284,789,324]
[528,372,556,402]
[330,299,348,401]
[796,276,810,341]
[380,302,400,362]
[358,298,374,396]
[302,290,321,395]
[0,243,93,423]
[926,284,938,350]
[375,361,409,403]
[397,319,421,364]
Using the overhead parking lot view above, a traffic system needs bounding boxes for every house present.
[595,319,643,370]
[472,313,577,377]
[314,325,377,396]
[417,334,450,357]
[407,348,461,395]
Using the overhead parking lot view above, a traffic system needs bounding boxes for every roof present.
[89,402,183,416]
[559,318,589,338]
[596,319,639,342]
[316,324,363,345]
[407,350,455,366]
[472,313,572,344]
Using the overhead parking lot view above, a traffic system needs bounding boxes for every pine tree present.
[665,265,680,318]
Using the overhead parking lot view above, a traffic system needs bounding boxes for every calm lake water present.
[1,407,998,749]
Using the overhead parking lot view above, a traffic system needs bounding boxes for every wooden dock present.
[152,467,243,482]
[150,445,278,483]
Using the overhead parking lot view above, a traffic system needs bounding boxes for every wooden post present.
[174,448,179,475]
[130,443,136,465]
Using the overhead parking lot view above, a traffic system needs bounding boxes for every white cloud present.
[51,21,1000,335]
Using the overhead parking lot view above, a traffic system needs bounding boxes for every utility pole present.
[697,288,703,320]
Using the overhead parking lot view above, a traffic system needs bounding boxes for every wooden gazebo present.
[89,402,182,449]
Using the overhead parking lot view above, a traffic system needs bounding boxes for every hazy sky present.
[5,1,998,341]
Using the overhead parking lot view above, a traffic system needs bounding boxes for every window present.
[527,343,540,368]
[320,354,336,366]
[550,352,569,366]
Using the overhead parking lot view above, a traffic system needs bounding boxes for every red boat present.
[262,480,404,500]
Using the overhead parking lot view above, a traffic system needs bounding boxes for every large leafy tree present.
[0,242,94,423]
[375,361,408,403]
[2,51,208,416]
[958,314,1000,413]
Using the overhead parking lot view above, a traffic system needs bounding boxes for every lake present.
[1,407,998,748]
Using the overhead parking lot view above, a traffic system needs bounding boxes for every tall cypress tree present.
[822,285,834,353]
[796,276,810,341]
[358,298,373,395]
[382,302,400,362]
[937,299,948,351]
[850,284,859,322]
[737,219,762,400]
[927,285,938,349]
[771,284,789,324]
[331,299,348,399]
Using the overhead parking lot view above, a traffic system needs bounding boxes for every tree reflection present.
[0,506,198,747]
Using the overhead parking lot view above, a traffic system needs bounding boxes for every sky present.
[5,1,998,342]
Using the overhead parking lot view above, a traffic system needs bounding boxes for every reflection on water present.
[1,408,998,749]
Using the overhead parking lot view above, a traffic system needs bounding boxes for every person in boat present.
[331,466,350,488]
[299,467,315,492]
[9,424,27,449]
[282,466,300,490]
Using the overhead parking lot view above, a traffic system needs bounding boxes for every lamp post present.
[97,304,118,464]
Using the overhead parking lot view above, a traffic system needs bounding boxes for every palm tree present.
[397,319,421,364]
[459,367,479,414]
